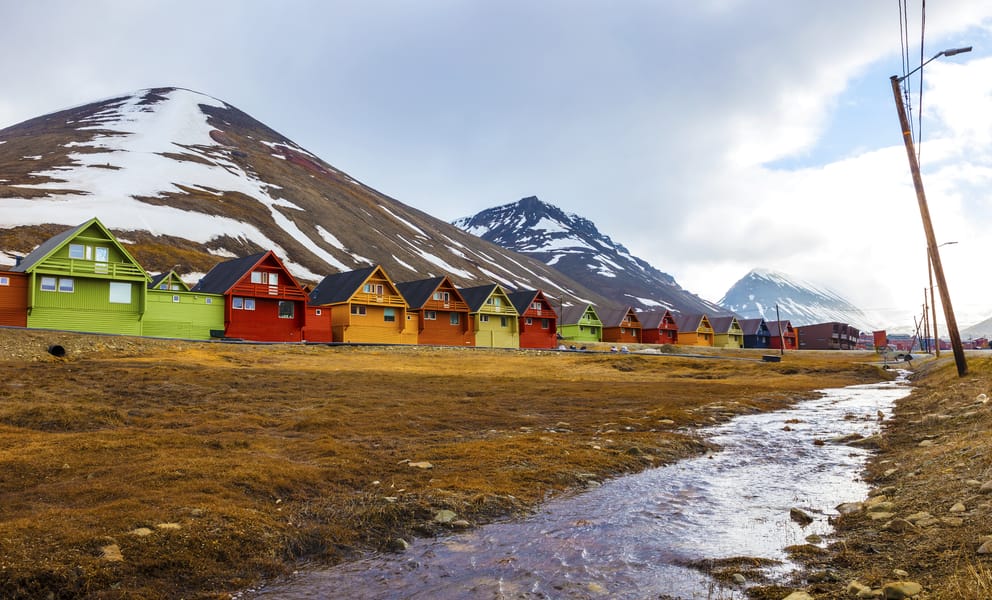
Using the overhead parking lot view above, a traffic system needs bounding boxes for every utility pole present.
[891,64,968,376]
[775,303,785,356]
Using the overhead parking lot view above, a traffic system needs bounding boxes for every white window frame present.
[278,300,295,319]
[40,276,57,292]
[244,298,256,311]
[172,295,180,303]
[351,304,366,316]
[59,278,75,293]
[449,312,460,325]
[232,297,245,310]
[109,282,131,304]
[424,310,437,320]
[68,244,86,259]
[383,308,396,322]
[0,276,8,286]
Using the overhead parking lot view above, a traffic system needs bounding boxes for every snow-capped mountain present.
[719,268,875,330]
[0,87,613,306]
[453,196,729,315]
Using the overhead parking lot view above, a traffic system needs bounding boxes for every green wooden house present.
[558,303,603,343]
[144,271,225,340]
[459,284,520,349]
[12,218,150,335]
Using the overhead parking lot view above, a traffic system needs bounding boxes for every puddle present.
[246,374,911,599]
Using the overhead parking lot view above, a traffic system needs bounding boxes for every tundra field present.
[0,328,989,599]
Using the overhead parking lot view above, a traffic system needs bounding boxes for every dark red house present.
[640,309,679,345]
[192,251,329,342]
[507,289,558,349]
[766,319,798,351]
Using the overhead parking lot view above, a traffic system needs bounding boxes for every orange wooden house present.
[309,265,416,344]
[0,270,28,327]
[507,289,558,349]
[396,276,473,346]
[600,306,642,344]
[675,313,714,347]
[640,309,679,345]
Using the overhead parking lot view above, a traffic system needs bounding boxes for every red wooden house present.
[766,319,797,350]
[192,251,330,342]
[600,306,642,344]
[396,276,473,346]
[507,289,558,349]
[0,270,28,327]
[640,309,679,345]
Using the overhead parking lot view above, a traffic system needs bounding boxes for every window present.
[0,276,8,286]
[351,304,366,315]
[59,278,75,293]
[109,282,131,303]
[68,244,85,259]
[486,297,501,306]
[244,298,256,310]
[363,283,383,295]
[383,308,396,322]
[314,308,322,316]
[40,277,57,291]
[278,301,295,319]
[251,271,277,285]
[159,283,169,290]
[172,295,180,303]
[449,313,460,325]
[542,319,550,329]
[480,314,489,323]
[94,247,109,262]
[532,302,542,310]
[500,316,508,328]
[525,317,533,325]
[424,310,437,320]
[232,297,244,310]
[205,297,213,305]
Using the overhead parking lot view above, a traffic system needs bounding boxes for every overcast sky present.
[3,1,992,330]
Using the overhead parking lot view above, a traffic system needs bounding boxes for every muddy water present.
[249,375,910,599]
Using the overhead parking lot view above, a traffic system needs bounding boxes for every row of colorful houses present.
[0,218,856,351]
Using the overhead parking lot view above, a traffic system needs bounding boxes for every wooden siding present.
[330,304,417,344]
[416,311,474,346]
[26,276,143,335]
[226,297,305,342]
[473,312,519,348]
[0,272,28,327]
[558,305,602,342]
[518,315,557,349]
[304,306,333,343]
[142,290,225,340]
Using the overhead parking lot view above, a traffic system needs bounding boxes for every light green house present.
[709,315,745,349]
[144,271,225,340]
[459,284,520,349]
[558,303,603,343]
[12,218,150,335]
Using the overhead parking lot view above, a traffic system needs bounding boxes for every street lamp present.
[928,241,957,358]
[890,46,971,376]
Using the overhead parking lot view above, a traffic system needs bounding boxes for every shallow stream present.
[249,374,911,599]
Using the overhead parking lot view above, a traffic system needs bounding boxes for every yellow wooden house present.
[459,283,520,348]
[674,313,714,347]
[709,315,744,349]
[309,265,417,344]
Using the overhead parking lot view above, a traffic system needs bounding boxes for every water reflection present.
[249,375,910,599]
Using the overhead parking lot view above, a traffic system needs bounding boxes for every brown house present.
[600,306,642,344]
[396,276,473,346]
[0,270,28,327]
[797,321,861,350]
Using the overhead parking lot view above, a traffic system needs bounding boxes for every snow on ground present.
[391,254,419,273]
[379,204,427,237]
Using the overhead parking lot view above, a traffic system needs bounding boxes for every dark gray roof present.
[309,265,378,305]
[708,315,738,334]
[560,303,599,325]
[192,252,267,294]
[11,220,91,273]
[458,284,499,312]
[674,313,706,331]
[765,320,793,336]
[148,272,169,289]
[737,318,769,336]
[396,276,446,309]
[639,310,673,329]
[506,289,538,315]
[599,306,638,328]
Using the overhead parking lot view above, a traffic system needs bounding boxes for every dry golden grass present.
[0,329,885,599]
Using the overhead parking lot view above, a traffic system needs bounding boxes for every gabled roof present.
[148,271,191,291]
[639,309,675,329]
[560,303,601,325]
[599,306,640,328]
[309,265,379,305]
[459,283,500,312]
[708,315,740,334]
[192,252,268,294]
[765,320,795,336]
[12,217,148,280]
[737,318,769,336]
[506,289,558,317]
[674,312,709,331]
[396,276,451,309]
